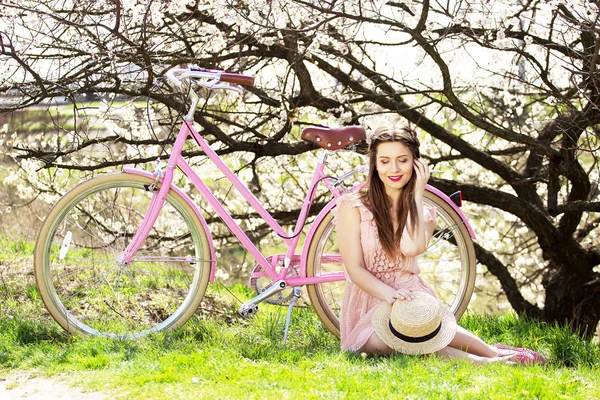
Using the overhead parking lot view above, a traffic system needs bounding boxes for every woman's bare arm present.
[399,158,436,257]
[399,196,436,257]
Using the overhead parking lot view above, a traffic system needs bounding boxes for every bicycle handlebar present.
[219,72,255,86]
[165,66,255,89]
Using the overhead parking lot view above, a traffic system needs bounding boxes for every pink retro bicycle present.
[34,66,477,339]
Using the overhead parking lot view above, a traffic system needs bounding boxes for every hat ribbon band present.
[388,321,442,343]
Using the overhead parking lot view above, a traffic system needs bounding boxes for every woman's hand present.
[384,287,415,304]
[413,158,430,196]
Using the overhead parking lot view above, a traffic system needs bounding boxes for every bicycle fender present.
[123,167,217,282]
[425,184,476,240]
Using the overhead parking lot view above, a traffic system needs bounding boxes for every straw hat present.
[372,292,457,355]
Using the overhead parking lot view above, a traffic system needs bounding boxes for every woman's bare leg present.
[447,326,514,357]
[435,346,515,365]
[358,327,515,361]
[360,331,514,364]
[359,332,394,356]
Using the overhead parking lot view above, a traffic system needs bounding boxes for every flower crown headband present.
[365,126,419,147]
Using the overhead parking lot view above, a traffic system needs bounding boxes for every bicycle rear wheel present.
[305,190,476,337]
[34,173,212,338]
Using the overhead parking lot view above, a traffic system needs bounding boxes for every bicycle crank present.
[238,280,287,317]
[250,262,299,305]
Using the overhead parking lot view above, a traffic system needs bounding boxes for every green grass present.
[1,307,599,399]
[1,241,599,399]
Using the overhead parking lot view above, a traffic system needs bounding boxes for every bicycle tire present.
[34,173,212,338]
[305,189,476,337]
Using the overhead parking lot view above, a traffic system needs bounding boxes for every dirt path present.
[0,371,107,400]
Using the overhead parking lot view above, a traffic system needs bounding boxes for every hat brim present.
[372,300,457,355]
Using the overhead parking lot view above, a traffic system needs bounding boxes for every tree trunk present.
[543,264,600,339]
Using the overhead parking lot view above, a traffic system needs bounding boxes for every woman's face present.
[375,141,415,195]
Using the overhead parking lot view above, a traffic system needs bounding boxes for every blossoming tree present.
[1,0,599,337]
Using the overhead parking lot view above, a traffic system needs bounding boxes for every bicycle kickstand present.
[283,287,303,346]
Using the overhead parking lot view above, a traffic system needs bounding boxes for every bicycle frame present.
[119,116,477,287]
[116,64,477,300]
[119,118,348,287]
[33,66,481,339]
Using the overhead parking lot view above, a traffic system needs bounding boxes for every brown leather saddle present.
[301,126,366,150]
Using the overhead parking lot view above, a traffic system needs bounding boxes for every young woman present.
[335,125,545,365]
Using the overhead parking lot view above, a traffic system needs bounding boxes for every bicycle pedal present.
[239,303,259,317]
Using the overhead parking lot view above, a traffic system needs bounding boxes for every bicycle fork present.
[118,160,173,266]
[120,128,189,265]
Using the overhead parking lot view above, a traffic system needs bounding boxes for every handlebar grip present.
[219,72,255,87]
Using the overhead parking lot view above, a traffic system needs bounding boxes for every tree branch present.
[474,242,542,318]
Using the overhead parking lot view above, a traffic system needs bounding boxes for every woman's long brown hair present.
[360,125,421,260]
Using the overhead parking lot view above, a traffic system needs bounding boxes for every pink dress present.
[334,192,438,352]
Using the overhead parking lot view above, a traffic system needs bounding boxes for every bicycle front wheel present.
[305,190,476,337]
[34,173,212,338]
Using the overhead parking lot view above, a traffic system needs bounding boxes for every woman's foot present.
[494,344,546,365]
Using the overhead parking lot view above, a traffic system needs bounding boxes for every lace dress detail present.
[333,192,437,352]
